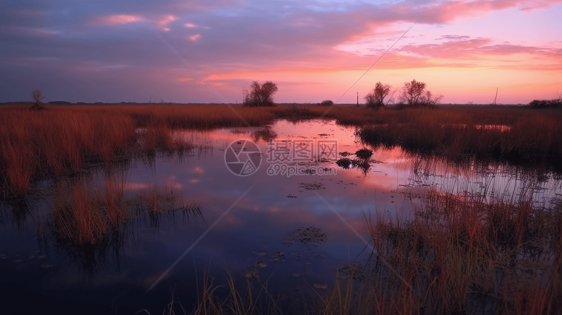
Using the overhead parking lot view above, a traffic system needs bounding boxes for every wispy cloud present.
[157,15,175,31]
[93,14,144,25]
[1,0,560,103]
[188,34,201,41]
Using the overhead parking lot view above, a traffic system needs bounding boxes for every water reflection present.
[336,149,381,177]
[1,196,31,231]
[251,127,277,143]
[0,119,561,314]
[283,227,328,246]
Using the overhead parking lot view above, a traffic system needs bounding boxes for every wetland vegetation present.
[1,103,561,314]
[1,103,561,197]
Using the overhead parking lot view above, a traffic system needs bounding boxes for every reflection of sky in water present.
[0,119,561,314]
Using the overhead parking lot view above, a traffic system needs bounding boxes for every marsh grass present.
[51,178,128,245]
[1,104,561,194]
[361,190,562,314]
[39,177,203,280]
[0,109,137,196]
[144,271,285,315]
[50,179,201,247]
[0,106,196,196]
[356,107,562,169]
[151,190,562,315]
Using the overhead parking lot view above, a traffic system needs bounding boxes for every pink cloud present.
[402,0,562,24]
[188,34,201,41]
[94,14,143,25]
[398,36,562,66]
[157,15,175,31]
[4,26,63,36]
[520,0,561,12]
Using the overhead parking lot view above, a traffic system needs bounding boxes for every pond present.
[1,119,560,314]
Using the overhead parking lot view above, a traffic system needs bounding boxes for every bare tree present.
[399,80,442,108]
[364,82,391,110]
[31,89,45,110]
[243,81,278,107]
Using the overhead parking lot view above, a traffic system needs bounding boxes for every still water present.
[1,119,560,314]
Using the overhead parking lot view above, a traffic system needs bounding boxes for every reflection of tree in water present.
[283,227,327,246]
[252,128,277,143]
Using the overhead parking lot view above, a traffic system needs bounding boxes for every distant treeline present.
[1,100,561,107]
[529,98,562,109]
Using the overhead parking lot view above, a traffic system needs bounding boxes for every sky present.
[1,0,561,104]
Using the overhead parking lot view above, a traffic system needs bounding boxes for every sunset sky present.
[1,0,561,104]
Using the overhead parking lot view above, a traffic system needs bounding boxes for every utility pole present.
[493,88,498,105]
[357,92,359,106]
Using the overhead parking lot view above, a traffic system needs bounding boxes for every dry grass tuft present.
[51,178,127,245]
[50,179,201,246]
[362,190,562,314]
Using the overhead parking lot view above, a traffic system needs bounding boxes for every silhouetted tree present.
[320,100,334,106]
[243,81,278,107]
[365,82,391,110]
[31,89,45,110]
[529,97,562,108]
[398,80,442,108]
